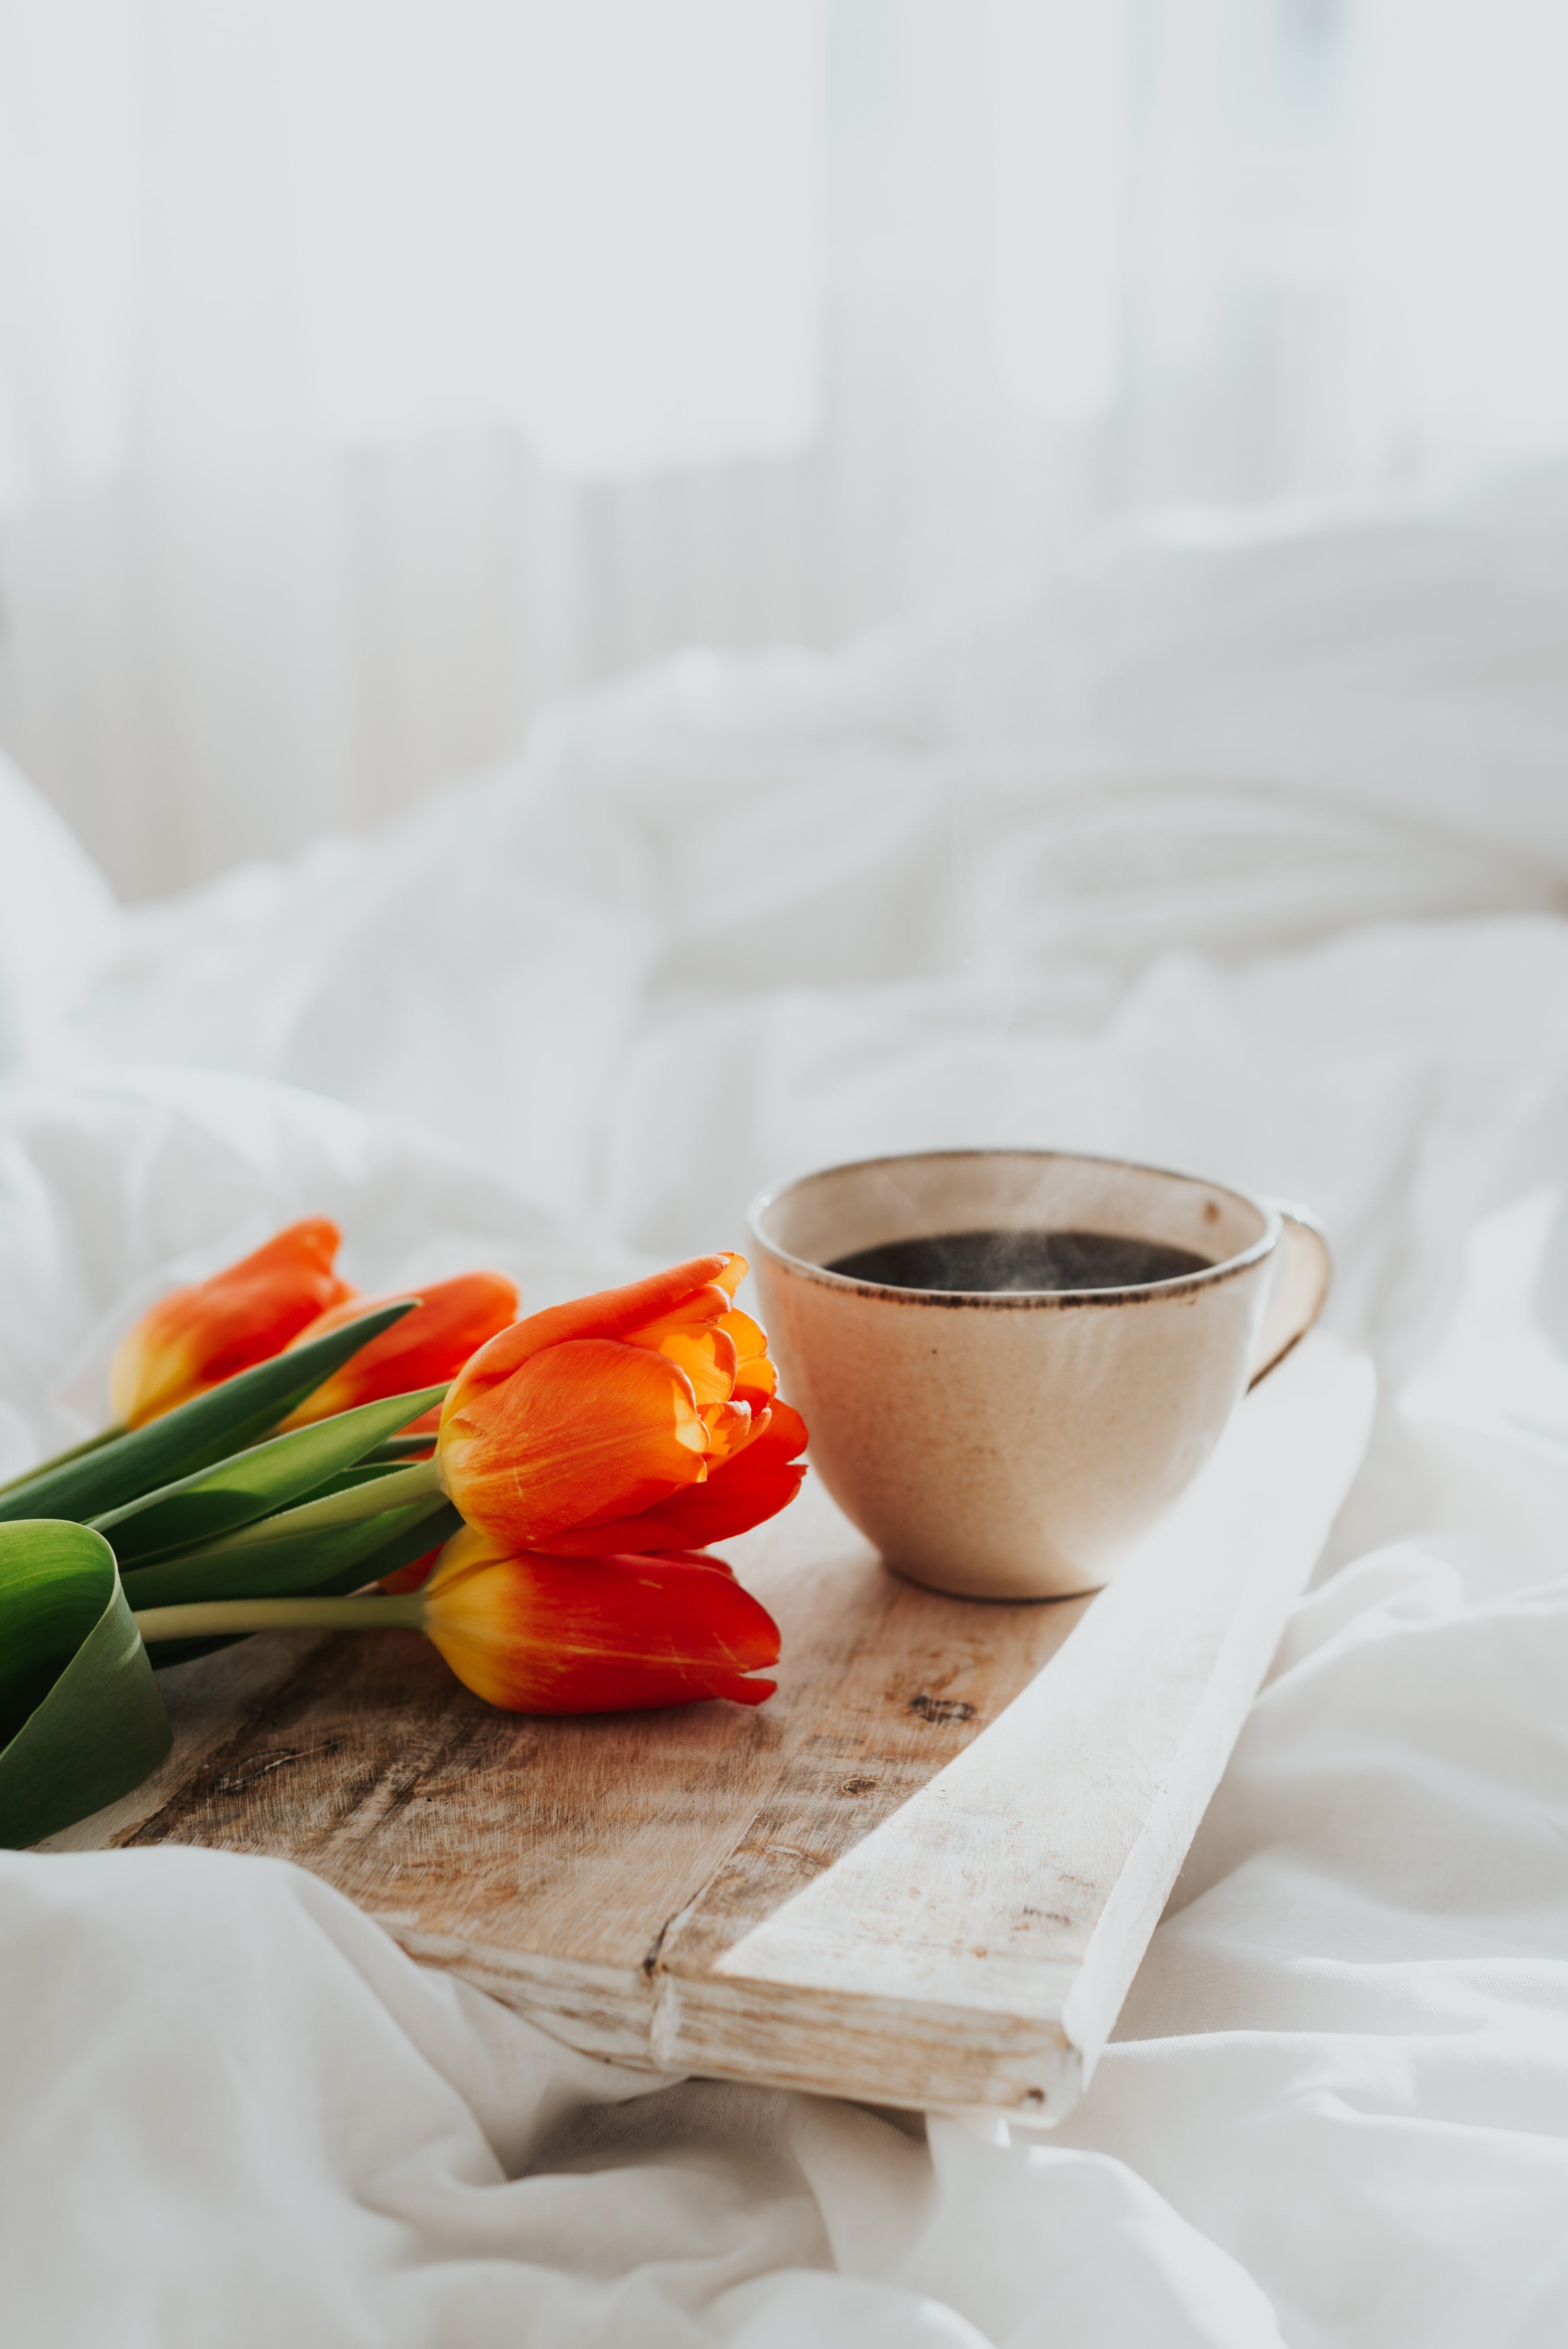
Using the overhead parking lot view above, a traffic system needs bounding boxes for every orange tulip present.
[278,1271,520,1431]
[132,1536,782,1713]
[110,1218,355,1430]
[539,1398,808,1556]
[414,1528,780,1710]
[433,1254,807,1556]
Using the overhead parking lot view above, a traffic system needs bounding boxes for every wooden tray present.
[51,1334,1373,2124]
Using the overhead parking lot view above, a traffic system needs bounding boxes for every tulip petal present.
[655,1549,739,1578]
[716,1307,767,1359]
[439,1338,711,1548]
[543,1400,808,1556]
[280,1271,518,1429]
[419,1536,780,1713]
[445,1257,740,1415]
[647,1324,739,1407]
[699,1399,755,1462]
[622,1286,739,1348]
[717,1308,778,1406]
[111,1218,354,1430]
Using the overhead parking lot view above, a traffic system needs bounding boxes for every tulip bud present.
[110,1218,354,1431]
[416,1529,781,1711]
[432,1253,806,1556]
[279,1270,519,1431]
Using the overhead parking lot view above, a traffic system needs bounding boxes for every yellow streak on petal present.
[654,1326,738,1407]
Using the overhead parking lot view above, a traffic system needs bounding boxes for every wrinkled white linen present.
[3,480,1568,2344]
[9,471,1565,1228]
[0,749,122,1067]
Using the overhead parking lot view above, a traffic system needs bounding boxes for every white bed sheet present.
[3,481,1568,2346]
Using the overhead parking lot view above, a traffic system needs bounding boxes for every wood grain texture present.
[50,1334,1373,2122]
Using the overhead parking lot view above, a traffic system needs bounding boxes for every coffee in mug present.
[748,1148,1330,1600]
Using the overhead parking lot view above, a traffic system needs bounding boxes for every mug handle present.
[1247,1202,1333,1388]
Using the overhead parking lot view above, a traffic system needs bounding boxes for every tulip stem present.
[134,1595,426,1644]
[195,1457,444,1554]
[0,1422,124,1496]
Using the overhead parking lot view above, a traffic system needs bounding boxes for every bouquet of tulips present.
[0,1220,806,1849]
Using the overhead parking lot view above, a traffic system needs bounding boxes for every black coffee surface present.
[825,1226,1214,1294]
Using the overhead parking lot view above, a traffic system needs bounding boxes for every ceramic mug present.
[747,1148,1331,1600]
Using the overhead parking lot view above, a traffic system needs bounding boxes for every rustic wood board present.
[50,1333,1373,2123]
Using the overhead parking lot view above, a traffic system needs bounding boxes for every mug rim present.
[746,1146,1280,1309]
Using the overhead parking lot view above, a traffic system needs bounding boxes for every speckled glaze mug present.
[748,1148,1330,1600]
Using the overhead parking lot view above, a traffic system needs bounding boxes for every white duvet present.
[3,476,1568,2346]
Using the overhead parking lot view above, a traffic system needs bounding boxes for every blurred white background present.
[2,0,1566,898]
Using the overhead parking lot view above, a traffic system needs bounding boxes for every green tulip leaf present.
[308,1499,462,1594]
[0,1522,171,1849]
[127,1491,456,1611]
[299,1464,412,1499]
[140,1499,462,1668]
[93,1385,447,1567]
[0,1299,419,1529]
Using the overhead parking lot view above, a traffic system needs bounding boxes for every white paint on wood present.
[708,1335,1373,2116]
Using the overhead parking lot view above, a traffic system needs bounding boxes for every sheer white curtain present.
[2,0,1566,897]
